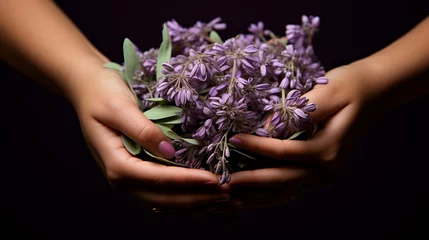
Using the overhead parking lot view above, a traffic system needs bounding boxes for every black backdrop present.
[2,0,428,238]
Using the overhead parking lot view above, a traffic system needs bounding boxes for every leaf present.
[121,134,141,155]
[209,31,223,43]
[104,62,123,71]
[154,115,181,125]
[146,98,166,102]
[164,129,200,145]
[280,38,288,46]
[269,32,278,39]
[230,148,258,160]
[143,149,187,167]
[156,24,172,80]
[287,130,307,141]
[122,39,144,112]
[123,38,141,87]
[155,123,174,135]
[143,105,182,120]
[238,162,248,168]
[146,98,169,105]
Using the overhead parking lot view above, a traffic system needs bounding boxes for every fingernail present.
[158,141,176,159]
[229,137,242,146]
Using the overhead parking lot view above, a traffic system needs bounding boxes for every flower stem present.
[227,56,237,93]
[281,89,286,107]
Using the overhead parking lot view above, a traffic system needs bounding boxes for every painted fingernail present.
[229,137,242,145]
[158,141,176,159]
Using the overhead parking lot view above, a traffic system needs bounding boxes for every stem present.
[227,56,237,93]
[144,80,154,98]
[281,89,286,107]
[201,34,217,44]
[259,33,267,43]
[307,32,313,46]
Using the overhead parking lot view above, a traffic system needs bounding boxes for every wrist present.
[58,55,108,105]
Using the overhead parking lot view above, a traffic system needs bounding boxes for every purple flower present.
[128,16,328,185]
[261,89,316,138]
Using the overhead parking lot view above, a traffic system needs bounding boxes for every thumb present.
[102,100,176,159]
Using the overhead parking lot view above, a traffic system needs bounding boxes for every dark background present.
[2,0,428,238]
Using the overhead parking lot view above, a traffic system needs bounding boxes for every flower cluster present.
[127,16,328,184]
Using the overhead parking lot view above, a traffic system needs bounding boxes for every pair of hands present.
[72,61,373,210]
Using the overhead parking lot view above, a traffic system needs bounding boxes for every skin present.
[0,0,230,208]
[227,16,429,205]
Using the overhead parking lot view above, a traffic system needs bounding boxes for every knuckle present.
[319,147,339,162]
[105,98,131,114]
[270,144,287,160]
[136,123,157,143]
[105,167,123,183]
[151,174,166,186]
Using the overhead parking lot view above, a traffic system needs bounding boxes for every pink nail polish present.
[229,137,242,145]
[158,141,176,159]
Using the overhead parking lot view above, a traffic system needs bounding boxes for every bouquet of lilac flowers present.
[104,15,328,185]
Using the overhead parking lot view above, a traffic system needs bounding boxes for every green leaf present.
[143,148,187,167]
[280,38,288,46]
[164,129,200,145]
[287,130,307,141]
[238,162,248,168]
[145,98,169,105]
[121,134,141,155]
[269,32,278,39]
[123,38,141,87]
[122,39,144,112]
[230,148,258,160]
[104,62,123,71]
[146,98,166,102]
[143,105,182,120]
[154,115,181,125]
[209,30,223,43]
[155,123,174,134]
[156,24,172,80]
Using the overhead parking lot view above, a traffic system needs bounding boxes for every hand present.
[70,66,230,209]
[225,62,376,206]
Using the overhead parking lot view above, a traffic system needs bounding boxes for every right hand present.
[69,65,230,209]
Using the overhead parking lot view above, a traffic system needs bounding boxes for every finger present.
[229,133,320,161]
[131,189,230,209]
[230,104,357,162]
[228,167,309,188]
[303,71,349,124]
[98,98,176,159]
[86,119,222,186]
[116,158,223,187]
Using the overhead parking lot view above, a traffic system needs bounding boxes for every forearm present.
[0,0,109,101]
[355,16,429,110]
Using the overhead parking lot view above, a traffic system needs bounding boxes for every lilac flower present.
[127,16,328,185]
[286,15,321,49]
[131,69,160,109]
[166,17,226,55]
[173,140,206,169]
[261,90,316,138]
[211,39,261,76]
